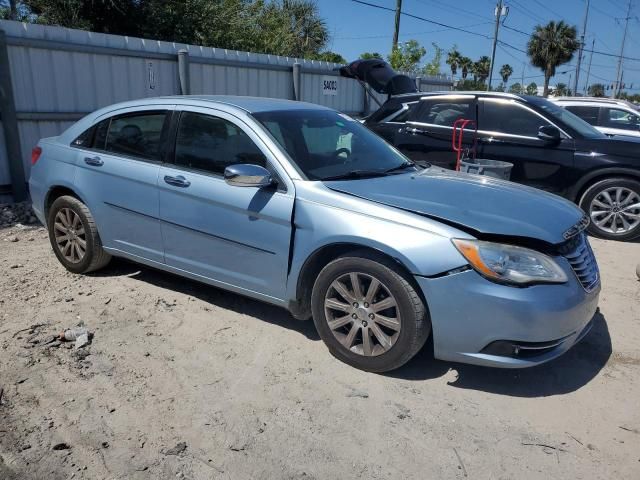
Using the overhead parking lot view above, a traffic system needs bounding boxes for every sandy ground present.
[0,222,639,480]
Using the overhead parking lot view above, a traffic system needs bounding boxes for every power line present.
[334,21,492,40]
[412,0,493,22]
[530,0,564,19]
[350,0,493,39]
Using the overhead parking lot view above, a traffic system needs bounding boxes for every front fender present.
[285,197,468,302]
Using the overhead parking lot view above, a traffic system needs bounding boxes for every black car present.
[364,91,640,241]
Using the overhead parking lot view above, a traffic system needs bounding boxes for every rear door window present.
[414,97,476,127]
[480,99,551,137]
[564,105,600,126]
[600,107,640,131]
[104,112,168,161]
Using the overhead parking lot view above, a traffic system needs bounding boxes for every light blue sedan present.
[28,96,600,372]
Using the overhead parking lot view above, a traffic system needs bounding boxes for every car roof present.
[389,91,529,102]
[551,96,637,107]
[100,95,332,114]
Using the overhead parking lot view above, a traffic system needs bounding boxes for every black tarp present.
[338,59,417,96]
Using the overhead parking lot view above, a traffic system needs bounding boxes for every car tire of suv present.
[580,177,640,241]
[311,251,431,372]
[47,195,111,274]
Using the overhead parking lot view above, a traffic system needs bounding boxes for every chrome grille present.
[562,233,600,292]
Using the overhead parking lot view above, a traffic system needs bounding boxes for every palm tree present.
[459,56,473,79]
[588,83,606,97]
[554,82,568,96]
[499,64,513,84]
[473,56,491,84]
[446,48,462,77]
[527,21,579,97]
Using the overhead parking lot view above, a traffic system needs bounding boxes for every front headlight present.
[452,239,568,286]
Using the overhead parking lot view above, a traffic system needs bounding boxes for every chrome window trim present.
[479,97,572,139]
[380,101,419,124]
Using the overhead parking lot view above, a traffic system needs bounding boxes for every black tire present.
[311,251,430,372]
[47,195,111,274]
[579,177,640,241]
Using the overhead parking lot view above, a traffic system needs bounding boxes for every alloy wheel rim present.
[324,272,401,357]
[589,187,640,235]
[53,208,87,263]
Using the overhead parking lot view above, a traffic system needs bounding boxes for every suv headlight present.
[452,239,568,286]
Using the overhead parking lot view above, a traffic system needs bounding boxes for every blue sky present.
[317,0,640,94]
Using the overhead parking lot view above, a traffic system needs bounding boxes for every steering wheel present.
[333,147,351,163]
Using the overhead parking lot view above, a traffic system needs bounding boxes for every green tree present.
[360,52,382,60]
[499,64,513,83]
[459,56,473,79]
[526,82,538,95]
[422,42,443,76]
[527,20,579,97]
[472,56,491,83]
[387,39,426,73]
[588,83,606,97]
[508,82,523,94]
[312,51,346,63]
[446,47,462,77]
[493,82,505,92]
[14,0,332,59]
[454,79,486,91]
[553,82,568,96]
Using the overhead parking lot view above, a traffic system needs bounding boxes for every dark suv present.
[365,92,640,241]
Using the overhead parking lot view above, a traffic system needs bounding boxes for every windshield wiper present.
[385,161,417,174]
[321,170,390,181]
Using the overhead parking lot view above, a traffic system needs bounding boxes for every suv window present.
[415,97,475,126]
[601,107,640,131]
[480,99,551,137]
[174,112,267,175]
[390,102,418,123]
[564,105,599,126]
[105,112,167,161]
[71,126,95,148]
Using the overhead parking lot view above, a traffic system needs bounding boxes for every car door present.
[476,98,576,195]
[394,95,477,169]
[72,107,173,263]
[597,106,640,137]
[367,101,419,144]
[158,108,295,300]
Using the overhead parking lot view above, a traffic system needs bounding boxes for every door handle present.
[479,137,503,144]
[164,175,191,188]
[84,156,103,166]
[406,126,426,135]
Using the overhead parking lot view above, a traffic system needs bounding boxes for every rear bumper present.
[415,268,600,368]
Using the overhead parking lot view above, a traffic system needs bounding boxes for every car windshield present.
[527,97,606,139]
[252,109,415,180]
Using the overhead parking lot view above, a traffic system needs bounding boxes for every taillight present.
[31,146,42,165]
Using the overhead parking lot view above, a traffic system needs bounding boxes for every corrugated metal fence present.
[0,20,452,199]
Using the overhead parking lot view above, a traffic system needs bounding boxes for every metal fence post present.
[292,63,301,100]
[177,49,190,95]
[415,76,422,92]
[0,30,27,202]
[362,83,369,116]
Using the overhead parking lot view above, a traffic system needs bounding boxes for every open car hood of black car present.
[339,59,417,95]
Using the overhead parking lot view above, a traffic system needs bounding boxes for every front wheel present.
[311,252,430,372]
[580,178,640,241]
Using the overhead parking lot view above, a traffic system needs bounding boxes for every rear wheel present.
[47,195,111,274]
[311,252,430,372]
[580,178,640,241]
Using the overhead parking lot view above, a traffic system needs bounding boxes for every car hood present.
[325,169,585,245]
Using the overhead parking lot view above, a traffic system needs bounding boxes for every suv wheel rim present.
[324,272,401,357]
[589,187,640,235]
[53,208,86,263]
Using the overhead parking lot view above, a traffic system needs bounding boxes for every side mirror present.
[224,164,274,188]
[538,125,561,143]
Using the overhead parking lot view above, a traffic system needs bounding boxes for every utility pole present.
[392,0,402,51]
[614,0,632,98]
[584,38,595,95]
[488,0,505,91]
[574,0,590,96]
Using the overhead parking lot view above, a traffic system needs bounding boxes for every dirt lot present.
[0,217,639,480]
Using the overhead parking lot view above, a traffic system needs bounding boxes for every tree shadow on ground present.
[387,310,612,397]
[91,258,320,341]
